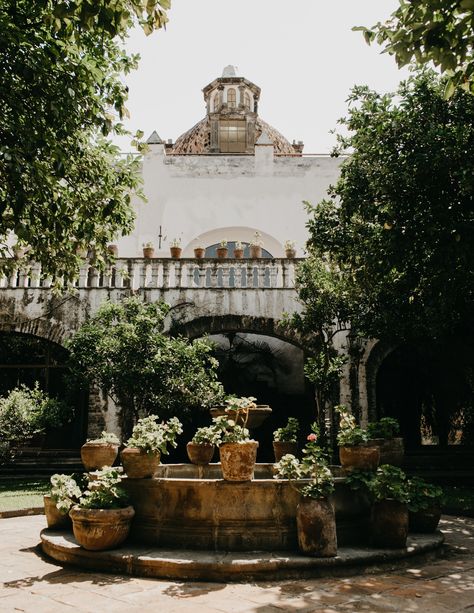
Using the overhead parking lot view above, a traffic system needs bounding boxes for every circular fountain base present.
[40,529,444,582]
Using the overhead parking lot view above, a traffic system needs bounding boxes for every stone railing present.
[0,258,302,291]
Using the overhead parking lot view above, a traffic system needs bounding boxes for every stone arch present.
[183,227,284,258]
[364,339,400,422]
[0,316,71,348]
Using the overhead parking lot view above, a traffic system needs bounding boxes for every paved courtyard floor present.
[0,515,473,612]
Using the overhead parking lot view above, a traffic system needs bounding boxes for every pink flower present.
[307,433,317,442]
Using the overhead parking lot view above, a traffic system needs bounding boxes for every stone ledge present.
[40,529,444,582]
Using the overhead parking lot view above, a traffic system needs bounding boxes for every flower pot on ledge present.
[170,247,182,259]
[194,247,205,259]
[216,247,228,259]
[143,246,155,258]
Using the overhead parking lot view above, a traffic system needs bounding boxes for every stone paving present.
[0,515,474,612]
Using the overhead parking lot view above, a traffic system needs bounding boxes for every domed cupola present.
[170,66,301,155]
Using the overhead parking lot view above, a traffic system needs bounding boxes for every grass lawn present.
[0,478,49,513]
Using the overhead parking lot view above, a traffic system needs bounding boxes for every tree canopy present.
[357,0,474,96]
[0,1,170,284]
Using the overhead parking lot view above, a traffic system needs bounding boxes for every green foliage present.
[367,417,400,440]
[0,1,170,284]
[357,1,474,95]
[125,415,182,455]
[273,417,300,443]
[335,405,368,446]
[211,415,251,445]
[407,477,444,513]
[86,431,120,445]
[67,297,224,435]
[370,465,410,504]
[50,474,82,515]
[191,426,221,446]
[79,467,129,510]
[344,469,375,494]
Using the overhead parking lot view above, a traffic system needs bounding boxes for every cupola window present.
[219,119,246,153]
[227,88,236,108]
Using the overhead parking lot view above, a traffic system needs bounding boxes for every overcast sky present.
[118,0,409,154]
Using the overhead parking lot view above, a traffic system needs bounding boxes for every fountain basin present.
[124,463,371,551]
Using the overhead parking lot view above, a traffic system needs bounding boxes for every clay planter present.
[194,248,205,259]
[216,247,228,259]
[143,246,155,258]
[296,496,337,557]
[121,447,161,478]
[69,506,135,551]
[44,495,71,529]
[368,437,404,467]
[249,245,262,259]
[371,500,408,548]
[186,442,215,465]
[273,441,298,462]
[233,248,244,259]
[210,405,272,430]
[80,442,119,471]
[409,506,442,533]
[107,244,118,257]
[170,247,182,259]
[285,249,296,258]
[219,441,259,481]
[339,445,380,472]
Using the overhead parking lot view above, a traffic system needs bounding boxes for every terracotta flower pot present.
[285,249,296,258]
[186,442,215,465]
[44,495,71,529]
[233,248,244,259]
[296,496,337,557]
[368,437,404,467]
[121,447,161,478]
[371,499,408,548]
[194,248,205,259]
[216,247,228,259]
[273,441,298,462]
[249,245,262,259]
[339,445,380,472]
[170,246,182,259]
[143,247,155,258]
[69,505,135,551]
[409,506,441,533]
[219,441,259,481]
[107,244,118,257]
[80,442,119,471]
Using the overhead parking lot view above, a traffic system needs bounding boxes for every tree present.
[0,1,170,284]
[357,0,474,96]
[67,297,224,437]
[303,72,474,444]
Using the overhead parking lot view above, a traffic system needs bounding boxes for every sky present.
[118,0,409,154]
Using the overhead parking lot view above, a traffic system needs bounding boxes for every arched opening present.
[205,241,273,258]
[0,332,87,449]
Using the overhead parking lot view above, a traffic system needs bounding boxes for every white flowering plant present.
[125,415,183,455]
[335,405,368,446]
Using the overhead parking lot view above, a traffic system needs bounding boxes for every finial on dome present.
[222,65,238,77]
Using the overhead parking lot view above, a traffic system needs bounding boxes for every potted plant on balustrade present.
[142,242,155,258]
[249,231,263,259]
[407,476,443,533]
[216,239,228,259]
[273,417,299,462]
[284,240,296,258]
[233,240,244,259]
[80,431,120,471]
[69,466,135,551]
[169,238,182,259]
[369,464,410,548]
[121,415,183,478]
[194,244,206,259]
[211,400,258,481]
[186,425,220,465]
[367,417,404,466]
[336,405,380,472]
[274,424,336,557]
[44,473,83,529]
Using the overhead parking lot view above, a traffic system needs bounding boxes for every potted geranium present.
[367,417,404,466]
[369,464,410,548]
[187,425,220,465]
[212,402,258,481]
[274,424,336,557]
[44,473,82,529]
[69,467,135,551]
[273,417,299,462]
[407,476,443,533]
[142,242,155,258]
[80,431,120,471]
[169,238,182,259]
[284,240,296,258]
[249,231,263,258]
[216,239,228,259]
[121,415,183,478]
[336,405,380,472]
[233,240,244,259]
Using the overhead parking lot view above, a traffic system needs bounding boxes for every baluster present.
[8,267,18,288]
[221,263,230,288]
[258,263,267,288]
[29,263,41,288]
[209,263,218,288]
[269,262,278,288]
[150,260,160,288]
[78,264,89,288]
[89,267,99,288]
[162,260,170,289]
[275,259,284,288]
[103,267,113,288]
[234,264,243,289]
[198,264,206,288]
[246,263,254,288]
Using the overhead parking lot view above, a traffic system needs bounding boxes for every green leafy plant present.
[211,415,251,445]
[86,432,120,445]
[335,405,368,446]
[78,467,129,510]
[367,417,400,439]
[407,477,444,513]
[125,415,183,455]
[344,469,375,494]
[370,465,410,504]
[191,426,221,446]
[50,474,82,515]
[273,417,299,443]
